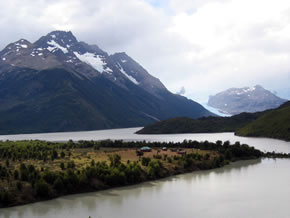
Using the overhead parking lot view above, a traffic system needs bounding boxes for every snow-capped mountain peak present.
[34,31,78,54]
[0,30,167,94]
[208,85,287,115]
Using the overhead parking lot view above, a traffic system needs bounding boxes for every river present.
[0,128,290,218]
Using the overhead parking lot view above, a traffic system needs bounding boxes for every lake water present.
[0,127,290,153]
[1,128,290,218]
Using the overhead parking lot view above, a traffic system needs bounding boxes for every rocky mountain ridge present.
[0,31,211,134]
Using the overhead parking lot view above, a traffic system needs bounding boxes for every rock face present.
[208,85,287,115]
[0,31,212,134]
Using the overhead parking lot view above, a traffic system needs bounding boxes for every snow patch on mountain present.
[14,43,28,49]
[47,40,68,54]
[235,87,256,95]
[74,52,106,73]
[117,63,139,85]
[104,67,113,74]
[142,112,160,121]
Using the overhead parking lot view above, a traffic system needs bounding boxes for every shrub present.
[16,181,22,191]
[141,157,151,166]
[53,177,64,192]
[35,179,50,198]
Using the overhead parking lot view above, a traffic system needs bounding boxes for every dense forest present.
[1,139,285,208]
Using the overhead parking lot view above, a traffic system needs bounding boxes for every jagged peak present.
[34,30,78,52]
[14,39,32,45]
[46,30,77,43]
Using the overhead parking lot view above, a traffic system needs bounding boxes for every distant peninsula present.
[137,102,290,142]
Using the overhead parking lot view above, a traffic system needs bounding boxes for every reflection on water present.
[2,158,290,218]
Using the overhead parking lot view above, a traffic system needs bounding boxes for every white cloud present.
[0,0,289,102]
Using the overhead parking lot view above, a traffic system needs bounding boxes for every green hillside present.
[136,112,262,134]
[236,102,290,141]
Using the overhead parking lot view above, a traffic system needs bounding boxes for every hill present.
[236,101,290,141]
[136,112,262,134]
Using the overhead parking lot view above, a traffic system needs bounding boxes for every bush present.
[43,171,57,184]
[204,153,210,160]
[67,161,75,169]
[141,157,151,166]
[0,191,11,206]
[16,181,23,191]
[35,179,50,198]
[147,160,163,179]
[105,168,126,186]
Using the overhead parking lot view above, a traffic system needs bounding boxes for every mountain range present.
[207,85,287,115]
[0,31,211,134]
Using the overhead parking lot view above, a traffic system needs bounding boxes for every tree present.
[14,170,19,180]
[53,177,64,192]
[61,151,65,158]
[5,159,9,167]
[60,162,65,170]
[108,154,121,167]
[51,150,58,160]
[141,157,151,166]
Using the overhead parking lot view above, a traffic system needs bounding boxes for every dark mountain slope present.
[0,31,212,134]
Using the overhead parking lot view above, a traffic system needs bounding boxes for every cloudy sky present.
[1,0,289,103]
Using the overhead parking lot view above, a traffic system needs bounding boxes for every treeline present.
[0,139,262,162]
